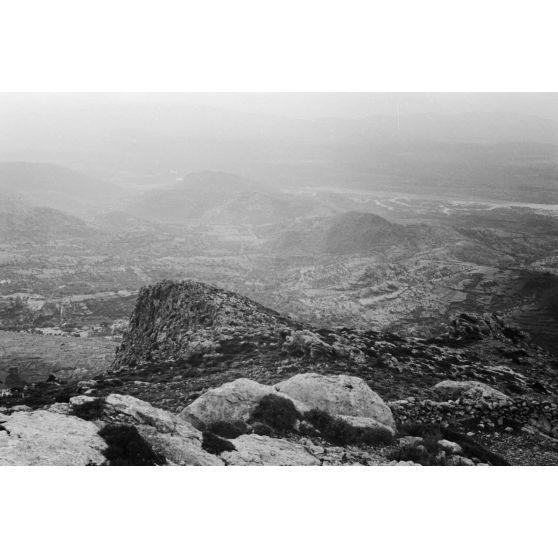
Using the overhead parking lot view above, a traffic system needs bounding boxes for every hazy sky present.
[171,93,558,121]
[1,93,557,121]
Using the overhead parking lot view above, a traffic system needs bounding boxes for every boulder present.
[221,434,321,466]
[180,378,305,427]
[338,415,395,439]
[274,373,395,433]
[103,393,178,433]
[101,394,223,463]
[437,439,462,455]
[0,410,107,466]
[69,395,97,409]
[433,380,509,403]
[136,425,223,466]
[282,329,336,359]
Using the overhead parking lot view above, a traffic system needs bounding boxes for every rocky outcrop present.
[110,280,365,373]
[221,434,321,466]
[274,373,396,433]
[0,410,107,465]
[112,280,298,368]
[433,380,509,403]
[435,313,527,345]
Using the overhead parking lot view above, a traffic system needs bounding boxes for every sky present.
[1,93,557,121]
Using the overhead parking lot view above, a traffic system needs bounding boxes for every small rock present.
[437,439,462,454]
[397,436,423,448]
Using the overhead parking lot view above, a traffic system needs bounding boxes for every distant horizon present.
[1,92,558,122]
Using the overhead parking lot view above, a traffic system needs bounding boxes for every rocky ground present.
[1,279,557,465]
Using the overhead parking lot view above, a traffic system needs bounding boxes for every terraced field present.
[0,331,118,387]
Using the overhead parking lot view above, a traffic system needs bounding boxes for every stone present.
[104,393,178,433]
[47,402,71,415]
[221,434,321,466]
[397,435,423,448]
[77,379,98,391]
[180,378,305,428]
[88,393,222,465]
[136,425,223,466]
[433,380,509,403]
[437,439,462,454]
[338,415,395,439]
[0,410,107,465]
[69,395,97,410]
[274,373,395,433]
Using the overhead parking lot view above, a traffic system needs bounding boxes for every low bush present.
[206,420,249,439]
[8,382,81,409]
[71,398,106,421]
[304,409,393,446]
[99,424,166,466]
[251,422,274,436]
[202,431,235,455]
[250,394,301,434]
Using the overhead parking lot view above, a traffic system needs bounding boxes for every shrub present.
[71,398,106,421]
[250,394,301,434]
[304,409,393,446]
[202,431,235,455]
[251,422,274,436]
[206,420,249,439]
[14,382,80,408]
[99,424,166,466]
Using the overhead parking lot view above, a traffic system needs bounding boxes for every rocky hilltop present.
[2,280,558,465]
[113,280,299,369]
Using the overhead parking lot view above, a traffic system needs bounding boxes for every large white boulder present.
[274,373,395,433]
[180,378,305,427]
[221,434,320,466]
[0,410,107,466]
